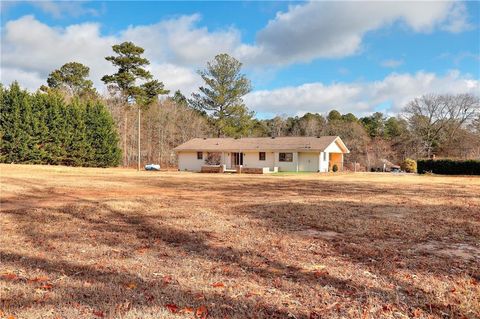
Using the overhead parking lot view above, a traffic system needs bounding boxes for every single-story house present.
[174,136,349,173]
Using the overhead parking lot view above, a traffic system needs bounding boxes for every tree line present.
[1,40,479,169]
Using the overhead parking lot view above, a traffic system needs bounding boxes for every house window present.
[259,152,266,161]
[279,152,293,162]
[197,152,203,160]
[323,152,327,161]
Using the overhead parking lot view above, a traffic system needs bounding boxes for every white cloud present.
[441,1,473,33]
[1,67,45,91]
[0,3,476,116]
[0,15,202,93]
[121,14,242,67]
[380,59,404,68]
[247,1,472,65]
[25,1,99,18]
[245,70,480,116]
[148,63,201,95]
[1,15,116,90]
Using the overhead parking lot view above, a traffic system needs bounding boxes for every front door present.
[231,152,243,167]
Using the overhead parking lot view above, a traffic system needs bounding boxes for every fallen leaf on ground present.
[1,273,18,280]
[313,270,329,278]
[196,305,208,319]
[211,282,225,288]
[92,310,105,317]
[125,282,137,289]
[245,290,262,298]
[136,247,149,254]
[194,293,205,300]
[162,276,173,284]
[166,304,179,313]
[28,276,49,283]
[181,307,194,313]
[41,283,53,290]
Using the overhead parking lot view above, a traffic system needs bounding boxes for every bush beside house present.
[401,158,417,173]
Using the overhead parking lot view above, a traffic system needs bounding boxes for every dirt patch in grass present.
[295,229,341,240]
[1,164,479,319]
[416,242,480,261]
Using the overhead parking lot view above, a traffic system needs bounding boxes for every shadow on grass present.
[1,177,479,318]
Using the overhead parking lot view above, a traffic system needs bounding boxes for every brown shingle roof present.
[174,136,348,152]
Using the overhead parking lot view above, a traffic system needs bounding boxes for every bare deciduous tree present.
[403,93,479,158]
[106,98,210,168]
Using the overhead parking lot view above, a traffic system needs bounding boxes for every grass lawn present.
[0,164,479,319]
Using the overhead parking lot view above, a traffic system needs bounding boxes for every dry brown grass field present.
[0,164,479,319]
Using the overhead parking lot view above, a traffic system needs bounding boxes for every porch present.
[329,153,344,171]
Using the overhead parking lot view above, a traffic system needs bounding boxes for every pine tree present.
[102,41,169,169]
[44,62,97,98]
[189,53,253,137]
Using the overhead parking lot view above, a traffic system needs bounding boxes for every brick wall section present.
[201,165,225,173]
[239,167,264,174]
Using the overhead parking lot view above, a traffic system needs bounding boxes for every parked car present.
[391,167,402,173]
[145,164,160,171]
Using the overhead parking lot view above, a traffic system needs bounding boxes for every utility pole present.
[137,106,141,171]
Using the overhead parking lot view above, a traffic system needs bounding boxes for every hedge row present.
[417,159,480,175]
[1,82,121,167]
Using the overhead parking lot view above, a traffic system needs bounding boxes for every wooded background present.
[1,42,479,170]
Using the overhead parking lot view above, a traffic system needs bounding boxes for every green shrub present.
[417,159,480,175]
[332,164,338,172]
[401,158,417,173]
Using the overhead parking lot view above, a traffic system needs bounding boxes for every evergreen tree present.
[42,92,70,164]
[65,99,90,166]
[1,83,121,167]
[171,90,188,107]
[29,91,50,163]
[44,62,97,98]
[189,53,253,137]
[84,101,121,167]
[327,110,342,122]
[360,112,386,138]
[102,41,168,169]
[0,82,32,163]
[341,113,358,122]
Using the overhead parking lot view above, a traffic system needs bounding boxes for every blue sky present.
[1,1,479,117]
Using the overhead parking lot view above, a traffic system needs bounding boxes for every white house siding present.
[324,140,344,153]
[178,151,205,171]
[298,152,320,172]
[275,151,298,172]
[243,151,275,169]
[319,152,329,172]
[179,148,342,172]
